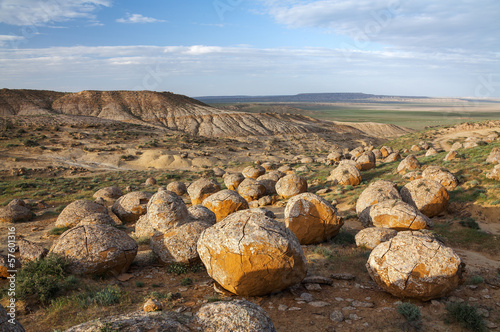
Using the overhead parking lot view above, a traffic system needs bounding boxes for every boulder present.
[486,147,500,164]
[202,190,249,222]
[0,303,25,331]
[380,146,392,158]
[410,145,421,152]
[187,179,221,205]
[422,166,459,190]
[284,193,343,245]
[355,228,397,250]
[55,200,108,228]
[257,179,278,196]
[0,199,33,223]
[145,177,157,186]
[223,173,245,191]
[486,164,500,180]
[18,238,48,262]
[350,147,365,159]
[275,174,308,199]
[339,159,362,170]
[93,186,123,200]
[258,170,284,182]
[257,195,273,207]
[363,199,432,230]
[151,221,211,265]
[425,148,439,157]
[366,231,465,300]
[197,210,307,296]
[444,150,459,161]
[237,178,266,202]
[328,164,362,186]
[188,205,217,225]
[396,155,421,174]
[78,213,115,226]
[277,165,293,173]
[463,141,479,149]
[372,149,382,160]
[146,191,190,233]
[450,142,463,151]
[212,167,226,177]
[197,300,276,332]
[112,192,152,223]
[327,151,343,162]
[356,180,401,224]
[166,181,187,196]
[401,179,449,218]
[242,165,266,179]
[384,152,401,163]
[261,162,274,171]
[50,224,137,275]
[301,157,314,164]
[356,152,376,171]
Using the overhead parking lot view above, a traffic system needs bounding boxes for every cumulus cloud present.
[0,35,25,47]
[0,0,111,26]
[116,13,166,24]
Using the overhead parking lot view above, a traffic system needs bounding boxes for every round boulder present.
[366,231,465,300]
[0,199,33,223]
[50,224,138,275]
[364,199,432,230]
[112,192,152,223]
[187,178,221,205]
[145,177,157,186]
[328,164,362,186]
[401,179,449,218]
[355,227,397,250]
[397,155,421,174]
[285,193,343,245]
[444,150,459,161]
[197,210,307,296]
[384,152,401,163]
[78,213,115,226]
[356,180,401,225]
[223,173,245,191]
[93,186,123,200]
[422,166,458,190]
[372,149,382,160]
[166,181,187,196]
[356,152,376,171]
[197,300,276,332]
[188,205,217,225]
[486,147,500,164]
[237,178,266,202]
[327,151,343,163]
[425,148,439,157]
[212,167,226,177]
[486,164,500,180]
[202,190,249,222]
[147,190,190,232]
[56,200,108,228]
[242,165,266,179]
[380,146,393,158]
[275,174,308,199]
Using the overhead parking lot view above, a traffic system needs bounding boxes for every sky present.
[0,0,499,98]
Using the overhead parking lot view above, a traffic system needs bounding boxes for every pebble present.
[483,295,492,299]
[349,314,362,321]
[289,307,302,311]
[335,297,344,302]
[477,308,489,318]
[278,304,288,311]
[297,293,314,302]
[469,297,478,302]
[305,284,322,291]
[342,306,356,311]
[178,287,188,292]
[302,276,334,285]
[352,301,375,308]
[330,311,344,322]
[346,298,354,302]
[309,301,331,308]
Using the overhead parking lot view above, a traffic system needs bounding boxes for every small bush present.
[135,281,145,288]
[207,294,221,303]
[459,218,480,230]
[397,302,421,322]
[167,263,188,275]
[331,230,356,245]
[77,286,123,307]
[49,226,71,236]
[466,275,484,285]
[445,302,486,332]
[181,278,193,286]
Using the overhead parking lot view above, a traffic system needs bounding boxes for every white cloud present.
[0,35,25,47]
[0,0,111,26]
[116,13,165,24]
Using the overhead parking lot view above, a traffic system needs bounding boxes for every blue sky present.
[0,0,499,98]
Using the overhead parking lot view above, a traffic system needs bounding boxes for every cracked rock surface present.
[487,164,500,180]
[237,178,266,202]
[356,180,401,225]
[197,300,277,332]
[166,181,187,196]
[422,166,459,190]
[356,151,376,171]
[50,224,138,275]
[401,178,449,218]
[366,231,464,301]
[275,174,308,199]
[396,154,421,174]
[0,199,33,223]
[197,210,307,296]
[328,164,362,186]
[112,191,152,223]
[55,200,107,228]
[242,165,266,179]
[223,173,245,191]
[355,227,397,250]
[187,178,221,205]
[202,189,249,222]
[285,193,343,245]
[93,186,123,200]
[364,199,432,230]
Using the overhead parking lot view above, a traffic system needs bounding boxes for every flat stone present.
[116,273,134,282]
[305,284,322,291]
[298,292,314,302]
[342,306,356,311]
[335,297,344,302]
[349,314,362,321]
[302,276,334,285]
[352,301,374,308]
[330,273,355,281]
[278,304,288,311]
[309,301,331,308]
[289,307,302,311]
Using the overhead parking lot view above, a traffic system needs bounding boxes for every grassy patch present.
[445,302,486,332]
[432,222,500,254]
[49,226,71,236]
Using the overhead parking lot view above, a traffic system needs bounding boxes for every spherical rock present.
[212,167,226,177]
[401,179,449,218]
[197,300,277,332]
[145,191,190,233]
[187,178,221,205]
[350,147,365,159]
[356,180,401,225]
[93,186,123,200]
[202,190,249,222]
[486,147,500,164]
[327,151,343,163]
[364,199,432,230]
[258,170,284,182]
[444,150,459,161]
[55,200,107,228]
[18,238,48,262]
[372,149,382,160]
[384,152,401,163]
[328,164,362,186]
[257,178,278,196]
[112,192,152,223]
[356,152,376,171]
[197,210,307,296]
[223,173,245,191]
[380,146,393,158]
[411,145,421,152]
[50,224,137,275]
[275,174,308,199]
[397,155,421,174]
[242,165,266,179]
[261,162,274,171]
[366,231,465,300]
[355,228,397,250]
[188,205,217,225]
[277,165,293,173]
[425,148,439,157]
[237,178,266,202]
[0,199,33,223]
[145,177,157,186]
[422,166,459,190]
[285,193,343,245]
[166,181,187,196]
[450,142,463,151]
[339,159,362,170]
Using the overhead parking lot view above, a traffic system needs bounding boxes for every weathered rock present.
[93,186,123,200]
[50,224,137,275]
[64,311,190,332]
[256,176,278,195]
[355,227,397,250]
[301,157,314,164]
[366,231,465,300]
[202,190,249,222]
[112,192,152,223]
[364,199,432,230]
[237,178,266,202]
[78,213,115,226]
[275,174,308,199]
[223,173,245,191]
[356,180,401,222]
[56,200,108,228]
[242,165,266,179]
[411,145,421,152]
[397,155,421,174]
[197,210,307,296]
[188,205,217,225]
[380,146,392,158]
[278,165,293,173]
[145,191,190,233]
[356,152,376,171]
[328,164,362,186]
[258,195,273,207]
[145,177,157,186]
[327,151,343,162]
[487,147,500,164]
[18,238,48,262]
[339,159,362,171]
[350,147,365,159]
[422,166,459,190]
[384,152,401,163]
[0,303,25,331]
[0,199,33,223]
[248,208,276,219]
[151,221,211,265]
[444,150,459,161]
[166,181,187,196]
[143,299,162,313]
[425,148,439,157]
[285,193,343,245]
[187,178,221,205]
[372,149,382,160]
[0,254,21,278]
[450,142,463,151]
[261,162,274,171]
[401,179,449,218]
[212,167,226,177]
[463,141,479,149]
[197,300,276,332]
[403,171,422,181]
[486,164,500,180]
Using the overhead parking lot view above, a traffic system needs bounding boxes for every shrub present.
[459,218,480,230]
[207,294,221,303]
[49,226,71,236]
[135,281,145,288]
[77,286,123,307]
[167,263,188,275]
[331,230,356,245]
[446,302,485,331]
[397,302,421,322]
[181,278,193,286]
[466,275,484,285]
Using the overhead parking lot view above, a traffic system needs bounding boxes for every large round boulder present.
[147,190,190,232]
[396,155,421,174]
[50,224,138,275]
[197,210,307,296]
[366,231,465,300]
[0,199,33,223]
[444,150,459,161]
[364,199,432,230]
[93,186,123,200]
[401,179,449,218]
[223,173,245,191]
[237,178,266,202]
[356,152,376,171]
[422,166,458,190]
[197,300,276,332]
[328,164,362,186]
[284,193,343,245]
[187,179,221,205]
[56,200,108,228]
[242,165,266,179]
[356,180,401,224]
[188,205,217,225]
[384,152,402,163]
[275,174,308,199]
[112,192,152,223]
[166,181,187,196]
[202,190,249,222]
[355,227,397,250]
[486,147,500,164]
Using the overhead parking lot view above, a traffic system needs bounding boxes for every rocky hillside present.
[0,89,411,139]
